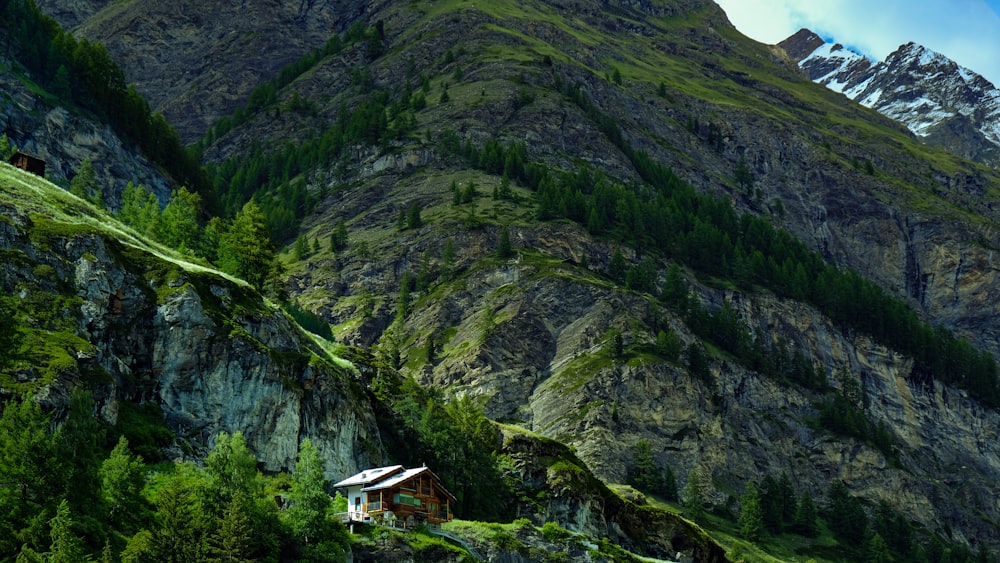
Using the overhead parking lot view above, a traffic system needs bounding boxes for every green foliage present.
[113,401,173,463]
[406,202,423,230]
[792,490,820,538]
[734,157,753,191]
[655,329,682,362]
[627,440,676,500]
[70,159,101,203]
[497,225,514,259]
[42,499,92,563]
[57,390,105,543]
[737,482,764,542]
[379,383,512,521]
[330,219,348,252]
[286,439,349,561]
[0,396,64,555]
[218,200,275,291]
[397,272,412,320]
[608,247,626,284]
[825,480,868,548]
[682,469,706,520]
[817,372,897,460]
[440,81,1000,408]
[159,187,202,252]
[624,256,656,293]
[117,182,161,238]
[441,238,457,281]
[0,133,15,160]
[294,234,309,260]
[100,437,148,533]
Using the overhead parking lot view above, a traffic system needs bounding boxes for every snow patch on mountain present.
[782,30,1000,165]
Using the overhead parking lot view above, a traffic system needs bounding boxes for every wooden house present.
[333,464,456,525]
[8,152,45,177]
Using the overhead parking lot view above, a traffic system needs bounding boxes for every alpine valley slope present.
[780,28,1000,168]
[43,0,1000,559]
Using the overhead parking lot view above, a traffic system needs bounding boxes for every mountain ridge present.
[781,27,1000,167]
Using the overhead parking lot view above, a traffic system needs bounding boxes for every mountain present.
[14,0,1000,560]
[781,28,1000,167]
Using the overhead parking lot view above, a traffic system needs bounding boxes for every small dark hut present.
[8,152,45,177]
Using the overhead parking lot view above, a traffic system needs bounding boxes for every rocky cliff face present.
[35,0,391,142]
[0,166,383,480]
[0,47,172,207]
[780,28,1000,166]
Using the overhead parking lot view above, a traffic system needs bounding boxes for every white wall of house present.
[346,486,367,521]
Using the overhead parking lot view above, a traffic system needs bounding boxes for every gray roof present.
[332,465,403,488]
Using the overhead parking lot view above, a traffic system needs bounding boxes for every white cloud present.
[715,0,1000,86]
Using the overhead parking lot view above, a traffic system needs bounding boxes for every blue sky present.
[714,0,1000,86]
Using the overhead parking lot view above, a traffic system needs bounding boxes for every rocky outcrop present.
[0,169,383,479]
[0,58,172,207]
[36,0,393,142]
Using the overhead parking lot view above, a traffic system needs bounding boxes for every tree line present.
[437,78,1000,409]
[0,391,350,562]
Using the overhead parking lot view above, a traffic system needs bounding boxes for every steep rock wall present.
[0,189,383,479]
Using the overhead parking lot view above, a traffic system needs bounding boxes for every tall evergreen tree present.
[682,469,705,519]
[629,440,662,495]
[57,390,105,543]
[738,482,764,542]
[117,182,160,238]
[497,225,514,259]
[0,397,64,555]
[159,187,201,251]
[793,491,820,538]
[285,439,348,561]
[205,493,255,563]
[100,437,147,533]
[47,500,91,563]
[218,200,275,291]
[0,133,15,160]
[69,159,100,203]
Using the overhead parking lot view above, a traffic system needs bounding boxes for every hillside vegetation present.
[7,0,1000,561]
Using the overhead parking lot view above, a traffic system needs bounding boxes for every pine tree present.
[406,202,423,229]
[47,500,91,563]
[159,187,201,251]
[629,440,661,494]
[294,234,309,260]
[793,491,819,538]
[151,476,206,563]
[205,493,255,563]
[218,200,275,291]
[497,225,514,259]
[69,159,100,203]
[864,533,893,563]
[738,482,764,542]
[57,390,105,538]
[608,247,627,283]
[117,182,161,238]
[286,439,347,560]
[205,432,258,508]
[397,272,412,320]
[0,396,64,553]
[0,133,15,160]
[100,436,147,532]
[330,219,348,251]
[682,469,705,519]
